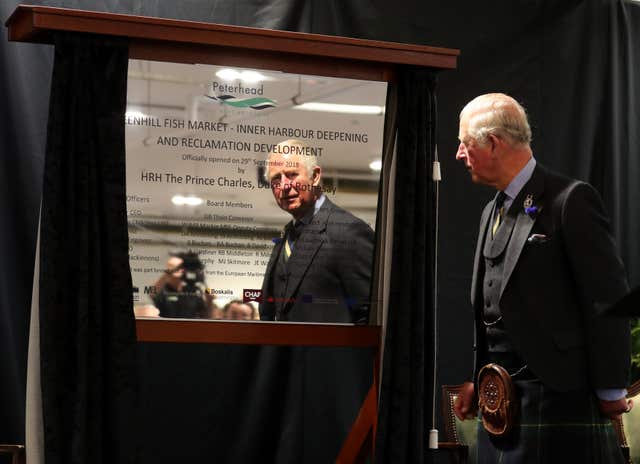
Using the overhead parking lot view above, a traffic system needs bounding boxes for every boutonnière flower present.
[523,194,542,218]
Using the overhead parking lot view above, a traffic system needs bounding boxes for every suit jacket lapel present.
[499,165,545,301]
[265,226,287,280]
[471,201,493,308]
[262,225,287,314]
[283,199,331,305]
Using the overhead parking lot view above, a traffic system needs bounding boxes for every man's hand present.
[453,381,477,421]
[598,397,633,419]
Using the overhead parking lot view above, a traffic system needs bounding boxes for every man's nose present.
[455,143,466,161]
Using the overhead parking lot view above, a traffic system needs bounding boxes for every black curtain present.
[136,343,371,464]
[535,0,640,285]
[375,69,437,464]
[604,0,640,287]
[39,33,137,463]
[0,0,52,448]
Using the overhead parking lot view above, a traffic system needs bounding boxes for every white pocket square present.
[527,233,550,244]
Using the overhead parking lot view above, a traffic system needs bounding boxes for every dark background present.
[2,0,639,459]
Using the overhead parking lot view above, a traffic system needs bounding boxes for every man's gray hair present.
[461,93,532,147]
[265,139,319,181]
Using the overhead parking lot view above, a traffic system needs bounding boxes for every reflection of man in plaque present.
[260,139,374,323]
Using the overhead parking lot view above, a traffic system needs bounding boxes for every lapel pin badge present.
[523,194,533,209]
[523,194,540,217]
[272,227,286,244]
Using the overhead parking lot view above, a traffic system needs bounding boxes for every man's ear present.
[487,133,503,155]
[312,166,322,185]
[488,133,497,149]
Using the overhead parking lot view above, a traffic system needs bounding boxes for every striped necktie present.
[492,191,507,237]
[284,221,304,261]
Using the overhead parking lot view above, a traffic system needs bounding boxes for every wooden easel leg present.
[336,383,377,463]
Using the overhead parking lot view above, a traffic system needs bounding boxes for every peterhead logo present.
[205,81,277,110]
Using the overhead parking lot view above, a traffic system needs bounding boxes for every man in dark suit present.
[259,139,374,323]
[452,93,633,463]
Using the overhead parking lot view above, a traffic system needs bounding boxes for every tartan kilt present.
[476,379,625,464]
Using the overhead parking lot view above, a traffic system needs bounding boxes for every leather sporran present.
[477,363,518,437]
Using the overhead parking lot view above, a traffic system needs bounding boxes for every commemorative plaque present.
[126,59,386,321]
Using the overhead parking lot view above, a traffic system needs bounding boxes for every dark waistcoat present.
[482,210,527,372]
